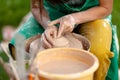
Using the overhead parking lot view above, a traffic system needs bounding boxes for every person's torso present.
[44,0,99,14]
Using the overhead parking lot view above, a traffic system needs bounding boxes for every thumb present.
[48,19,60,26]
[57,23,65,38]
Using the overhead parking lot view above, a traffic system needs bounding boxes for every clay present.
[64,33,83,49]
[29,33,90,54]
[53,36,69,47]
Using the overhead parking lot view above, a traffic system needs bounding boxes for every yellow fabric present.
[77,19,114,80]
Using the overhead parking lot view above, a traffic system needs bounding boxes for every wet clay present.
[52,33,83,48]
[39,59,89,74]
[29,33,90,54]
[53,36,69,47]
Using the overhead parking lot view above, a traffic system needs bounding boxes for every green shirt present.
[44,0,99,20]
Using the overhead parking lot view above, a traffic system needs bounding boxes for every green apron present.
[9,0,119,80]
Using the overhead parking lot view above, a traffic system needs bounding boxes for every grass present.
[0,0,30,80]
[0,0,30,40]
[0,53,9,80]
[112,0,120,67]
[112,0,120,37]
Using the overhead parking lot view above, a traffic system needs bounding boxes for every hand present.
[49,15,76,37]
[41,25,57,48]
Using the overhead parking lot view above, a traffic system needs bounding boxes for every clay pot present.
[29,33,91,54]
[29,48,99,80]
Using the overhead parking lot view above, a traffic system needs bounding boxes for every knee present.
[77,19,112,55]
[80,19,112,33]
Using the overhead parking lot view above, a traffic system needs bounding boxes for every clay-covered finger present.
[57,23,65,38]
[44,30,54,45]
[41,33,52,48]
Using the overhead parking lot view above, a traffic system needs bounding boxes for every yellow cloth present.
[77,19,114,80]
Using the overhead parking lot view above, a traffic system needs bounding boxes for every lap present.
[75,19,118,80]
[76,19,112,57]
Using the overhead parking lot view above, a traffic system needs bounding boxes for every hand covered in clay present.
[49,15,76,37]
[41,25,57,48]
[41,15,76,48]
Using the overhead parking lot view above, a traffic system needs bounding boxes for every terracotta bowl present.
[30,48,99,80]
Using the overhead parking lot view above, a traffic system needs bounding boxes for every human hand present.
[41,25,57,48]
[49,15,76,37]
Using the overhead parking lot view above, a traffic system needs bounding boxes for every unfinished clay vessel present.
[30,48,99,80]
[29,33,90,54]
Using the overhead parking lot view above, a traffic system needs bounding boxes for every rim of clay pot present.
[72,33,91,51]
[35,48,99,79]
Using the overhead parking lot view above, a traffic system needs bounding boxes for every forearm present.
[71,0,113,24]
[71,7,111,24]
[32,8,50,29]
[31,0,50,29]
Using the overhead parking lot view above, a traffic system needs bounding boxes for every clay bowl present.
[30,48,99,80]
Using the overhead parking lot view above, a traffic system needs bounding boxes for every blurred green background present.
[0,0,120,80]
[0,0,30,80]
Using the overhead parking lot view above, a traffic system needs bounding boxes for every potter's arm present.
[71,0,113,24]
[31,0,50,29]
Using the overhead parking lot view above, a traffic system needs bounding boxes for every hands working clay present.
[28,15,90,54]
[40,15,76,49]
[29,32,90,55]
